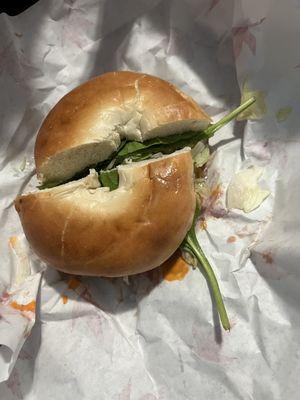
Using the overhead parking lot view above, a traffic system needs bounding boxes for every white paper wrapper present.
[0,0,299,399]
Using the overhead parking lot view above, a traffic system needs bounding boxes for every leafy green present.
[181,206,230,331]
[99,169,119,191]
[115,131,207,165]
[38,180,63,190]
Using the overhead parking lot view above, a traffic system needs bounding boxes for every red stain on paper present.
[85,312,107,338]
[253,249,289,280]
[192,324,221,363]
[61,10,91,49]
[66,278,107,337]
[0,291,10,302]
[232,18,265,59]
[116,379,131,400]
[192,323,235,364]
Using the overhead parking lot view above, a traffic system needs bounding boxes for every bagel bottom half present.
[15,149,196,277]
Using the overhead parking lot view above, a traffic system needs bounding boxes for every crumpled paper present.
[0,0,299,399]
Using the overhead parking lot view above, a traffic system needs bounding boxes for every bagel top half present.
[35,71,211,184]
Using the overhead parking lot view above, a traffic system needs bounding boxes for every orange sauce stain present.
[202,184,226,218]
[10,300,36,313]
[262,251,273,264]
[199,219,207,230]
[9,236,18,248]
[210,184,222,202]
[68,277,81,290]
[161,251,189,282]
[227,236,237,243]
[62,295,68,304]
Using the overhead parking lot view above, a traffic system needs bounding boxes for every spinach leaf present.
[99,169,119,191]
[115,130,207,165]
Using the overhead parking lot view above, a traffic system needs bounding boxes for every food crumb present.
[227,236,237,243]
[199,219,207,230]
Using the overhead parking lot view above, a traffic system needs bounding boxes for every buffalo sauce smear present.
[161,250,190,281]
[10,300,36,313]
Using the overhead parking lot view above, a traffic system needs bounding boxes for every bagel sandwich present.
[15,71,255,330]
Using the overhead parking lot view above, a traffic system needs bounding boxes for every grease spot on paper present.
[227,235,237,243]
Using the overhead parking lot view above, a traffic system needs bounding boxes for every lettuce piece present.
[99,169,119,190]
[227,166,270,213]
[192,141,210,168]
